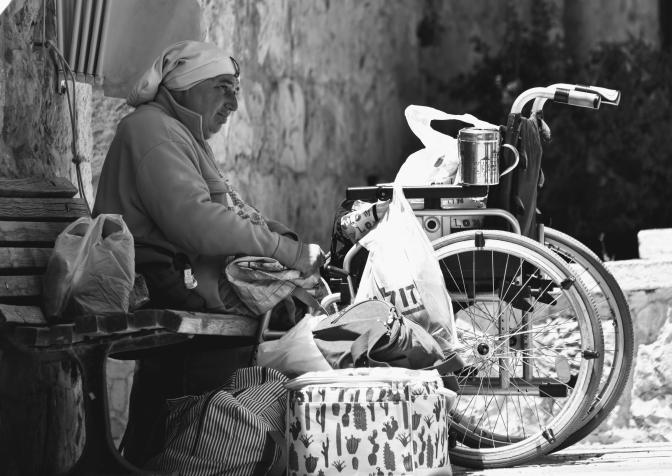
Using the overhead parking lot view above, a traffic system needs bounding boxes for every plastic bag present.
[256,313,332,376]
[42,214,135,321]
[354,183,457,352]
[395,105,498,185]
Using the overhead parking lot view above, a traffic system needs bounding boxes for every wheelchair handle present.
[511,86,603,114]
[323,264,349,278]
[528,84,621,117]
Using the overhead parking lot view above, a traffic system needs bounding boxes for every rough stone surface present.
[584,286,672,445]
[605,259,672,292]
[0,0,93,206]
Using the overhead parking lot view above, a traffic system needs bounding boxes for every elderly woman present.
[94,40,324,464]
[95,41,323,313]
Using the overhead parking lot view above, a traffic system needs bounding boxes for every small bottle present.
[183,264,198,290]
[339,200,389,243]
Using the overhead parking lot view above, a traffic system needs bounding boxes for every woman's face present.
[173,74,240,139]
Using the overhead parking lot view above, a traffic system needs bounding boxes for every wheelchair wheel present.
[542,227,634,450]
[432,230,603,468]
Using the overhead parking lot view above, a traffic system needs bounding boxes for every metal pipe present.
[342,243,362,300]
[86,0,104,78]
[56,0,65,55]
[511,87,556,115]
[68,0,83,71]
[76,0,94,79]
[95,0,111,79]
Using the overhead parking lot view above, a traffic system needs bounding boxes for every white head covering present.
[127,41,239,107]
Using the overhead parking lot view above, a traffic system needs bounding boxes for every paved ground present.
[453,442,672,475]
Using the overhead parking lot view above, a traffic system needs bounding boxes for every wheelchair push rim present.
[542,227,634,450]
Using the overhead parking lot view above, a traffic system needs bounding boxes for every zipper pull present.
[184,265,198,289]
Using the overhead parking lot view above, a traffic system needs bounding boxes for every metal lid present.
[285,368,442,390]
[457,127,499,142]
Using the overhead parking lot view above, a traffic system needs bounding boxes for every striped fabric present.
[146,367,289,476]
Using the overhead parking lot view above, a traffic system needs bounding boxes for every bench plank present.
[0,177,78,198]
[0,275,41,297]
[0,304,47,325]
[159,309,258,336]
[13,324,75,347]
[127,309,161,329]
[0,221,70,243]
[0,247,51,269]
[75,313,129,335]
[0,198,88,221]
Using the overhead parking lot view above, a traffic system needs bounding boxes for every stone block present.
[638,228,672,260]
[605,259,672,292]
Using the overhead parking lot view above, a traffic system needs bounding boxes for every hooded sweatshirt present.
[93,86,302,309]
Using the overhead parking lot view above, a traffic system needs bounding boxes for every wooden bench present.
[0,177,263,475]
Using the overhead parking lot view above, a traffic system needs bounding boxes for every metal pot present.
[457,127,519,185]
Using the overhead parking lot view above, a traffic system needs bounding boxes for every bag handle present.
[291,286,329,316]
[404,105,498,148]
[349,325,391,368]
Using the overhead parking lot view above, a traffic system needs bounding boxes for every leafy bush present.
[444,1,672,259]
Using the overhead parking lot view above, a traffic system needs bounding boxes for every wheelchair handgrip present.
[575,85,621,106]
[553,89,602,109]
[323,265,349,278]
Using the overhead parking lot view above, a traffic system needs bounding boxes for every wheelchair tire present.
[542,227,634,450]
[432,230,603,468]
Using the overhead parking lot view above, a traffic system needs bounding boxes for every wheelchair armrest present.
[346,185,489,202]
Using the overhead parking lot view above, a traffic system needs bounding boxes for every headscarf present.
[127,40,239,107]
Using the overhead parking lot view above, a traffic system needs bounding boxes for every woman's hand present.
[294,243,325,277]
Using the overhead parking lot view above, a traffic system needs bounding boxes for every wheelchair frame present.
[324,84,632,468]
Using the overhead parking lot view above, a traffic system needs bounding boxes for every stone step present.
[605,258,672,292]
[638,228,672,260]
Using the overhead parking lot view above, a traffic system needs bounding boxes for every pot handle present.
[500,144,520,177]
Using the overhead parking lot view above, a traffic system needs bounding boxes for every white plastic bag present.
[355,183,457,352]
[42,214,135,321]
[395,105,498,185]
[256,314,332,376]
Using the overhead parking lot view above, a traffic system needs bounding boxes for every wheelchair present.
[321,84,634,468]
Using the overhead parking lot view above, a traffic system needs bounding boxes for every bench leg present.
[67,343,147,476]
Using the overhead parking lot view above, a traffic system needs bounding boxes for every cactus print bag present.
[285,368,456,476]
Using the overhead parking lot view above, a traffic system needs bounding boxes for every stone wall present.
[588,238,672,445]
[1,2,92,471]
[0,0,94,202]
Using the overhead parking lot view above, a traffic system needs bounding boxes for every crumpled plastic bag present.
[355,183,458,352]
[256,313,332,377]
[395,105,498,185]
[42,214,135,322]
[225,257,322,315]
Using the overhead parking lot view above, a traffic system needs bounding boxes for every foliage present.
[444,0,672,258]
